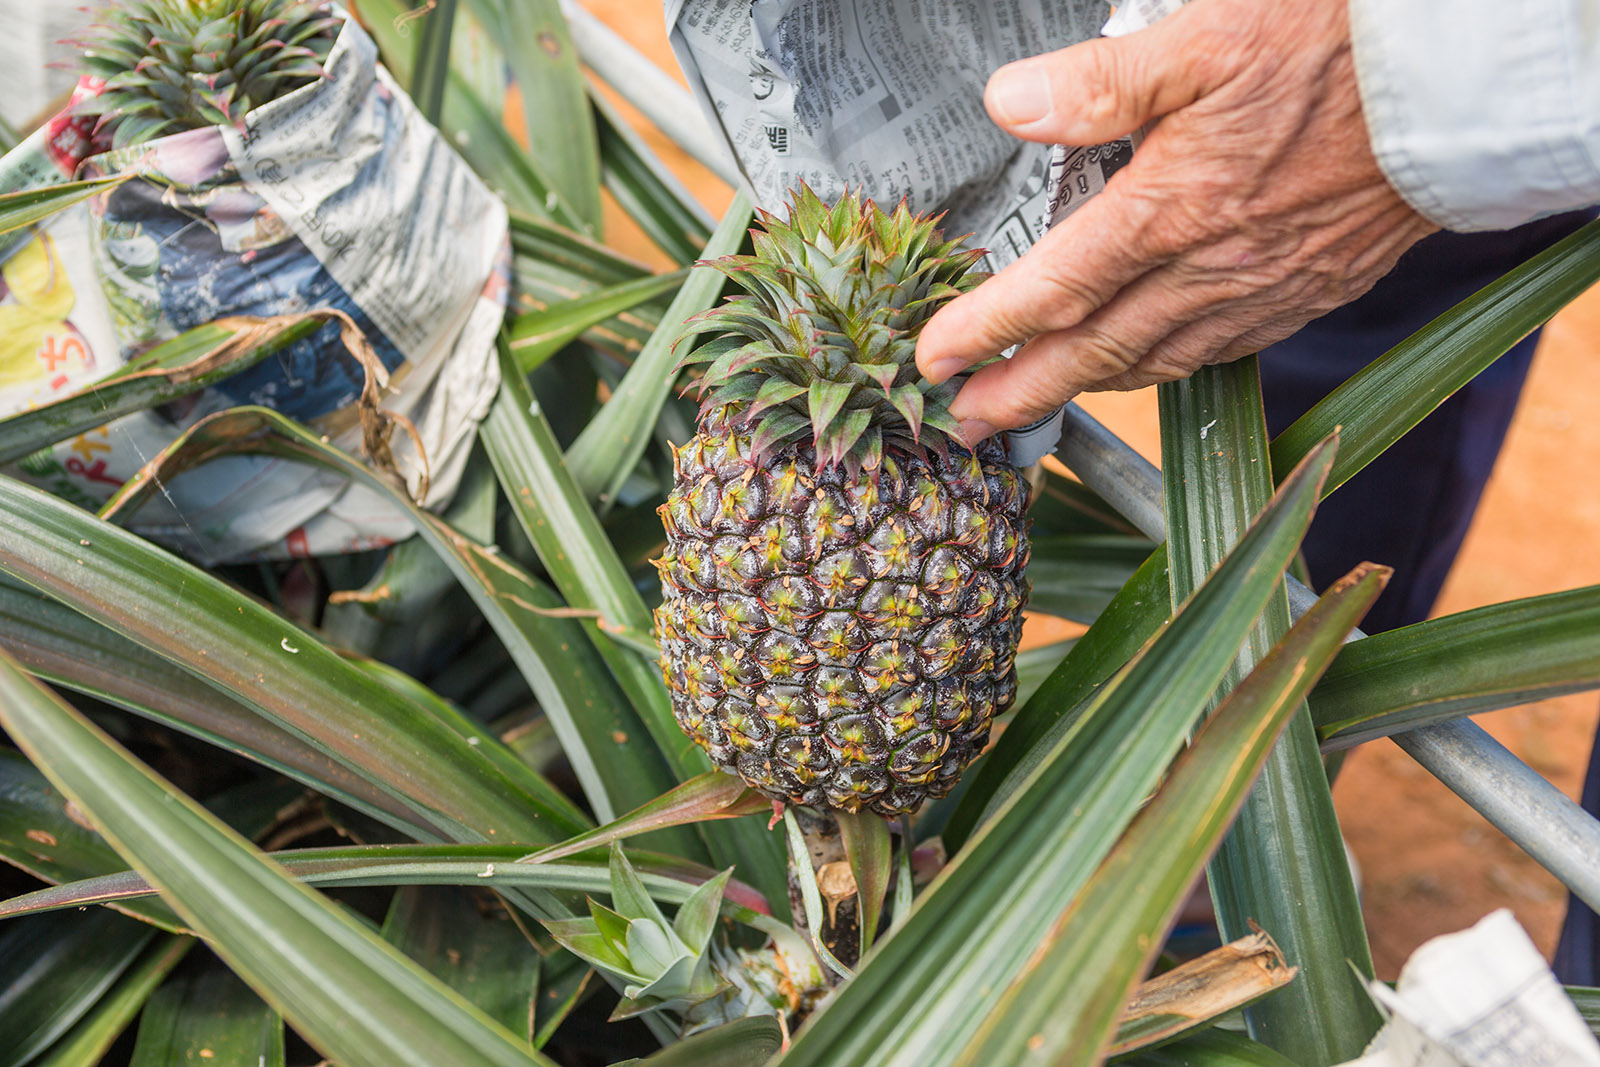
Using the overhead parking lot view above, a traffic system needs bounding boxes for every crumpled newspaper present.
[1339,909,1600,1067]
[0,7,506,563]
[667,0,1182,464]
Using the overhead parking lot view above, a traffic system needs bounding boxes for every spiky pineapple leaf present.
[128,956,283,1067]
[0,573,435,838]
[0,314,323,465]
[1271,216,1600,495]
[1312,584,1600,749]
[566,193,753,506]
[1161,362,1378,1064]
[39,935,193,1067]
[0,652,556,1067]
[0,470,585,855]
[93,405,665,829]
[952,564,1387,1066]
[0,178,126,234]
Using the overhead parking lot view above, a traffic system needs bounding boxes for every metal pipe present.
[1058,402,1600,904]
[562,4,742,187]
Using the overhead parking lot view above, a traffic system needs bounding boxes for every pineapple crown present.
[678,186,987,472]
[73,0,341,149]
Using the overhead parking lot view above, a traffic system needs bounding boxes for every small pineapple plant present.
[76,0,341,147]
[654,188,1032,817]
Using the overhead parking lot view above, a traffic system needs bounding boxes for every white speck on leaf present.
[467,736,481,746]
[280,637,299,654]
[479,863,496,878]
[1199,419,1218,440]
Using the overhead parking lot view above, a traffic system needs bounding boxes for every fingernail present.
[922,356,967,383]
[988,63,1051,126]
[959,418,998,445]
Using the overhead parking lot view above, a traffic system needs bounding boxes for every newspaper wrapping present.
[667,0,1186,465]
[0,9,507,563]
[1339,910,1600,1067]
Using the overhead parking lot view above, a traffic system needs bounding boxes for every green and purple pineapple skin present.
[76,0,341,149]
[654,188,1031,818]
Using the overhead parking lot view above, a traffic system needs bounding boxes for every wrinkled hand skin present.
[915,0,1439,442]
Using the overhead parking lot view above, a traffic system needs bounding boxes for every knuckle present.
[1067,325,1141,380]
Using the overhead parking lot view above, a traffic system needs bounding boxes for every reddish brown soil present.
[586,0,1600,980]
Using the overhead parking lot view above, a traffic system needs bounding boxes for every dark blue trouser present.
[1255,210,1595,978]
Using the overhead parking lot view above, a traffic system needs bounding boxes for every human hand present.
[915,0,1438,442]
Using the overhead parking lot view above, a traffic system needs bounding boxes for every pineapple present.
[654,188,1031,818]
[75,0,341,149]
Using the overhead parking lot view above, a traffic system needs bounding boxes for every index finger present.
[915,184,1169,382]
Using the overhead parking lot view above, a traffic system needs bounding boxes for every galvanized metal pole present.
[1059,402,1600,912]
[562,3,743,187]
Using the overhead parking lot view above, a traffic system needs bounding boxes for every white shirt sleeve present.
[1348,0,1600,231]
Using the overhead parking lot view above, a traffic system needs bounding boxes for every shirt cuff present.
[1348,0,1600,231]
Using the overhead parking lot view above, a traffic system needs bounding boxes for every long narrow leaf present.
[564,193,752,505]
[360,0,587,228]
[0,574,437,837]
[517,773,768,867]
[36,936,192,1067]
[508,269,686,374]
[0,652,556,1067]
[776,438,1336,1067]
[0,845,770,923]
[409,0,458,124]
[1312,585,1600,748]
[1161,361,1378,1063]
[0,178,125,235]
[1119,1028,1299,1067]
[485,340,790,906]
[955,564,1388,1066]
[943,546,1169,850]
[1024,535,1153,623]
[0,908,155,1067]
[382,886,541,1040]
[0,472,583,849]
[0,314,323,465]
[129,957,284,1067]
[474,0,602,228]
[94,406,671,826]
[592,93,715,265]
[634,1017,783,1066]
[1271,217,1600,494]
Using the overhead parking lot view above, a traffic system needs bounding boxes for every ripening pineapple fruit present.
[654,189,1031,817]
[76,0,341,148]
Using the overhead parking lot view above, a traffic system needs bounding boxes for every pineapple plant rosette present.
[655,188,1032,817]
[74,0,341,149]
[0,0,509,561]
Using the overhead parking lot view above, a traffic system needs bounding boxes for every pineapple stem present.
[781,807,856,981]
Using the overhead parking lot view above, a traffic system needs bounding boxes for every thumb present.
[985,27,1222,145]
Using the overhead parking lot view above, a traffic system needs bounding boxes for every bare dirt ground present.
[586,0,1600,979]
